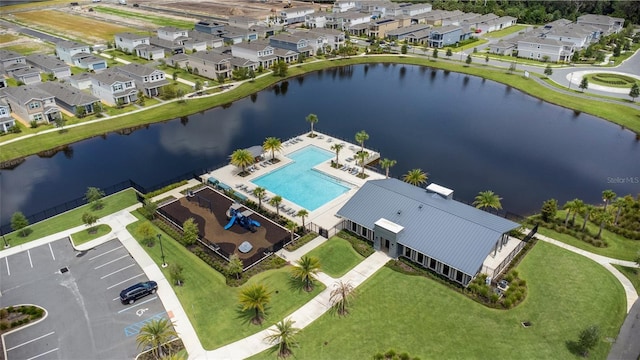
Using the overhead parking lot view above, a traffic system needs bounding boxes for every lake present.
[1,63,638,228]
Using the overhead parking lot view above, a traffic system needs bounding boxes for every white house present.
[114,33,150,53]
[26,54,71,79]
[114,63,168,98]
[0,99,16,133]
[278,7,315,25]
[231,40,278,69]
[517,36,574,62]
[90,70,138,106]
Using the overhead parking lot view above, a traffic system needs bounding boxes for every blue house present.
[428,25,466,48]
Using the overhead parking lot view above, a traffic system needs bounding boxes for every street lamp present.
[157,233,167,268]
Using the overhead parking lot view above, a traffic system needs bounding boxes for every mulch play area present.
[158,186,290,267]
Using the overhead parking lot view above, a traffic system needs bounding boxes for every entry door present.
[383,239,390,252]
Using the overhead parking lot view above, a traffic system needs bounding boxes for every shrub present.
[30,120,38,128]
[503,298,513,308]
[0,321,8,330]
[0,309,8,319]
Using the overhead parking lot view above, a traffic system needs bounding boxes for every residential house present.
[0,99,16,133]
[516,36,574,62]
[90,70,138,106]
[489,38,519,56]
[11,67,41,85]
[326,11,371,32]
[577,14,624,35]
[462,13,499,31]
[305,13,327,29]
[68,72,94,90]
[441,12,479,27]
[149,37,182,55]
[368,18,400,38]
[74,54,108,72]
[273,48,299,63]
[194,20,225,35]
[221,26,259,44]
[38,81,100,116]
[336,179,522,287]
[386,23,431,41]
[250,25,276,39]
[228,16,260,30]
[406,28,432,45]
[26,54,71,79]
[228,57,258,72]
[190,31,225,49]
[544,24,594,49]
[269,33,312,57]
[1,85,61,124]
[231,40,278,69]
[332,0,357,13]
[134,44,166,61]
[540,18,573,35]
[56,41,108,71]
[307,28,345,50]
[428,25,464,48]
[401,3,432,17]
[157,26,189,42]
[0,49,29,75]
[114,32,150,53]
[475,16,517,34]
[179,51,232,80]
[423,10,464,26]
[115,63,169,97]
[278,7,315,25]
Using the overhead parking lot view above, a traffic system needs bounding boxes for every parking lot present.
[1,238,168,360]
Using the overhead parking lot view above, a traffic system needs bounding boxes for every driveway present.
[0,238,168,360]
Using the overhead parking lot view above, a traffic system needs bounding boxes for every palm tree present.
[562,199,577,226]
[305,113,318,137]
[355,130,369,153]
[136,318,177,359]
[473,191,503,211]
[263,137,283,161]
[402,168,427,186]
[612,197,626,226]
[286,220,297,243]
[253,187,266,208]
[595,210,614,239]
[582,204,594,232]
[330,143,344,166]
[264,318,300,358]
[379,158,396,178]
[329,280,356,316]
[571,199,585,225]
[238,283,272,325]
[355,150,369,177]
[296,209,309,229]
[270,195,283,216]
[230,149,254,174]
[601,189,616,211]
[291,255,321,292]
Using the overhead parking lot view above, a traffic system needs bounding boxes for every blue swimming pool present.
[253,146,351,211]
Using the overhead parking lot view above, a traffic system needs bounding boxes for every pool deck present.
[201,131,386,231]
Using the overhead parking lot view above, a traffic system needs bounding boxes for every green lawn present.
[483,24,529,38]
[93,6,194,29]
[613,265,640,294]
[250,241,626,360]
[126,217,325,349]
[304,237,364,278]
[2,55,640,162]
[70,224,112,246]
[3,189,137,247]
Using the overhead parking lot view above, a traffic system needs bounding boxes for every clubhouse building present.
[337,179,523,287]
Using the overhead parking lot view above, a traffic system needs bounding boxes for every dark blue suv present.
[120,281,158,304]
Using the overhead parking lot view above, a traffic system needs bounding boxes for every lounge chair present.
[327,138,333,143]
[340,165,348,171]
[288,209,296,215]
[235,184,243,188]
[296,137,303,142]
[346,157,353,162]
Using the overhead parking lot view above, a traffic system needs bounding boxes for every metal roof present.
[337,178,519,275]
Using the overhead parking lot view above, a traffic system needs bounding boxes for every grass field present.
[93,6,194,29]
[70,224,112,246]
[1,41,55,55]
[484,24,529,38]
[2,0,72,12]
[127,216,325,349]
[12,10,138,42]
[3,189,137,247]
[0,34,21,43]
[2,55,639,162]
[304,237,364,278]
[250,241,626,360]
[613,265,640,294]
[585,73,640,88]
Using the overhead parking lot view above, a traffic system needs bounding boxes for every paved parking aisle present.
[1,238,168,360]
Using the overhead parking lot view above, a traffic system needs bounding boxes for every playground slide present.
[224,216,237,230]
[250,219,261,228]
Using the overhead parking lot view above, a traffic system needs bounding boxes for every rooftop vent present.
[397,210,402,215]
[426,183,454,200]
[418,204,423,210]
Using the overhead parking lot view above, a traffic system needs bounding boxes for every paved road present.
[608,298,640,360]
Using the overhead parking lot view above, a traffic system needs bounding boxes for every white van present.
[118,0,126,4]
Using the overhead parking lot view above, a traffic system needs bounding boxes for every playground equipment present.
[225,203,261,233]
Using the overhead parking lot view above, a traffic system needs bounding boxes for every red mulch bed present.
[159,187,289,267]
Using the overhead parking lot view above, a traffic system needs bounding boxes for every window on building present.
[351,222,357,232]
[28,102,41,109]
[456,270,463,282]
[417,253,423,264]
[429,258,436,269]
[361,228,368,237]
[113,83,123,92]
[442,264,449,276]
[405,247,411,257]
[33,114,43,121]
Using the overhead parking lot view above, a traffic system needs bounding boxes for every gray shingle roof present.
[56,40,89,50]
[91,70,133,85]
[1,85,53,104]
[0,49,24,62]
[26,54,69,71]
[37,81,98,106]
[337,179,519,276]
[115,63,158,77]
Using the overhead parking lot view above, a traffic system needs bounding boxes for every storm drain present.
[60,267,69,273]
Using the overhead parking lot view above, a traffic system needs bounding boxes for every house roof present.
[37,81,98,106]
[91,70,133,85]
[56,40,89,50]
[386,23,430,36]
[150,37,183,50]
[12,67,41,77]
[430,25,461,34]
[233,40,272,51]
[0,49,24,62]
[190,50,231,63]
[1,85,53,104]
[336,178,519,276]
[75,54,106,65]
[116,63,160,77]
[157,26,186,33]
[115,32,149,41]
[228,57,257,68]
[26,54,69,71]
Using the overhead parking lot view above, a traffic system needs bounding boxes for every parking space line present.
[6,331,55,351]
[27,250,33,268]
[5,257,9,276]
[107,273,145,290]
[88,246,124,261]
[101,264,135,279]
[94,255,129,269]
[26,347,59,360]
[117,296,158,313]
[48,243,56,261]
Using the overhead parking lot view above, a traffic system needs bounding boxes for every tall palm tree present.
[612,197,626,226]
[136,318,177,359]
[264,318,300,359]
[402,168,427,186]
[253,187,266,208]
[305,113,318,137]
[595,210,614,239]
[330,143,344,166]
[601,189,616,211]
[230,149,254,174]
[270,195,283,216]
[473,190,503,210]
[291,255,321,292]
[238,283,272,325]
[329,280,356,316]
[355,150,369,177]
[562,199,576,226]
[379,158,396,178]
[355,130,369,153]
[582,204,594,232]
[263,137,283,161]
[571,199,585,225]
[296,209,309,229]
[286,220,297,243]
